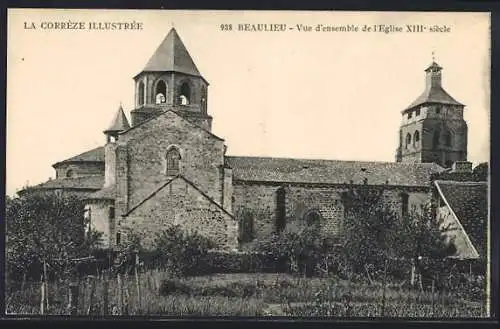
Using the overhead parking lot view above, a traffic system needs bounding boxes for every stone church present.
[27,28,486,256]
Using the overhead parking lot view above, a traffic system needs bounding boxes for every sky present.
[6,10,491,196]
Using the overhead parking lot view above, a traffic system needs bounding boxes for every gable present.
[123,176,236,249]
[120,110,223,142]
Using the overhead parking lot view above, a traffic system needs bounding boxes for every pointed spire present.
[140,28,201,77]
[104,104,131,135]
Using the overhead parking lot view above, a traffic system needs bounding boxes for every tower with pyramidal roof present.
[395,60,468,168]
[130,28,211,130]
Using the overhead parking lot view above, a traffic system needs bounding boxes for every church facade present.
[27,28,481,253]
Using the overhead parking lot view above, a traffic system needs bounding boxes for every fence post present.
[135,251,141,312]
[381,258,388,317]
[431,279,435,317]
[68,282,79,315]
[117,273,123,315]
[103,271,109,316]
[87,277,96,315]
[43,261,49,312]
[40,279,45,315]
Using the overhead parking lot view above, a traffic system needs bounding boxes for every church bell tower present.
[395,59,468,168]
[131,28,212,131]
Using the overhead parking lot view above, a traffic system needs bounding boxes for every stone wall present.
[120,177,237,250]
[117,111,225,214]
[87,199,114,249]
[232,181,431,245]
[55,162,104,179]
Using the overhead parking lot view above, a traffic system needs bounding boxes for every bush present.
[253,227,337,277]
[148,225,217,277]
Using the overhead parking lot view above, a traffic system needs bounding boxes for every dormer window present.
[415,109,420,116]
[66,169,75,178]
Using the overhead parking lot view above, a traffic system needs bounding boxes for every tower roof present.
[104,105,131,134]
[138,28,202,77]
[405,61,464,111]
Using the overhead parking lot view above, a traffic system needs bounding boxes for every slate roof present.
[30,175,104,190]
[137,28,202,78]
[226,156,445,187]
[104,106,130,134]
[52,146,105,167]
[405,61,464,111]
[435,180,488,258]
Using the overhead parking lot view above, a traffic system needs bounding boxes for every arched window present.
[444,130,452,147]
[66,169,74,178]
[138,81,145,106]
[179,82,191,105]
[166,147,181,176]
[304,210,322,226]
[433,129,441,149]
[405,133,412,149]
[413,130,420,147]
[155,80,167,104]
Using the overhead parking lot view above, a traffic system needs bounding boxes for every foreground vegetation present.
[4,186,488,317]
[6,271,486,317]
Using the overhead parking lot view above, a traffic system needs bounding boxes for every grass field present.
[5,271,487,317]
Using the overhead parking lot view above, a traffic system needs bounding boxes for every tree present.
[5,190,101,281]
[340,184,455,283]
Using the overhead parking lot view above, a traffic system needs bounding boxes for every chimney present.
[451,161,472,173]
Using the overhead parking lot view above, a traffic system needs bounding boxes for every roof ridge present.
[226,155,442,167]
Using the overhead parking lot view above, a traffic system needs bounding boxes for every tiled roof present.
[87,185,116,200]
[104,106,130,134]
[226,156,445,187]
[138,28,202,78]
[435,180,488,257]
[53,146,104,167]
[30,175,104,190]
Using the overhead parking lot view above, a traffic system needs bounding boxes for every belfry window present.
[413,130,420,148]
[155,80,167,104]
[405,133,412,149]
[179,82,191,105]
[166,147,181,176]
[201,86,207,113]
[138,81,145,106]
